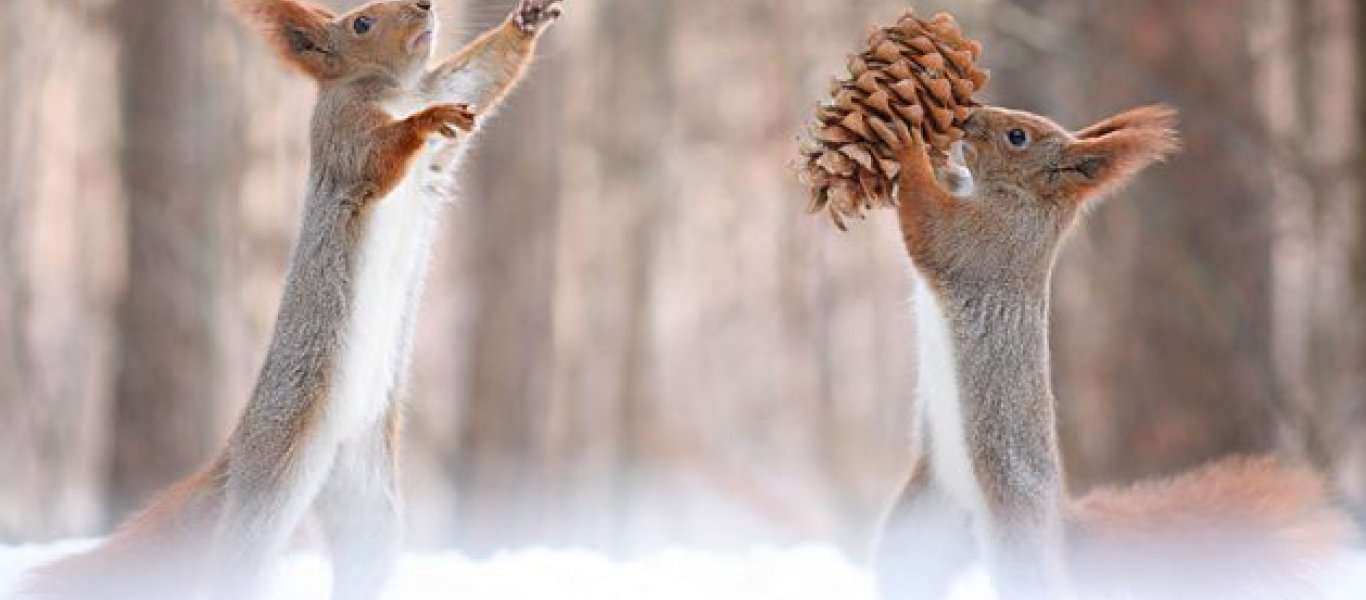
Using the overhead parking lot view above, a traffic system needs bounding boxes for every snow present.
[1,543,901,600]
[2,541,1362,599]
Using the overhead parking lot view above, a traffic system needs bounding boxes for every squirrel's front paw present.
[420,103,477,139]
[892,121,936,174]
[513,0,563,35]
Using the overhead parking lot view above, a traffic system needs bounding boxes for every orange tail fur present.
[1067,456,1358,599]
[19,455,228,600]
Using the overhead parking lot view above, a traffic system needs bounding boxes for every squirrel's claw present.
[891,119,933,174]
[419,103,478,141]
[449,104,477,132]
[513,0,564,35]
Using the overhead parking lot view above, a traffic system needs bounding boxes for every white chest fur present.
[911,270,985,513]
[329,105,454,442]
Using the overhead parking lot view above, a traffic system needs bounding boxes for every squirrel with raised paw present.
[21,1,564,599]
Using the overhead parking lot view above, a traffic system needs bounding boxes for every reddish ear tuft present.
[1075,104,1178,142]
[1061,104,1180,205]
[232,0,343,80]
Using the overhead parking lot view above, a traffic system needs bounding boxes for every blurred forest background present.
[1,0,1363,559]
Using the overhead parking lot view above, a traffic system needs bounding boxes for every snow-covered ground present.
[0,542,894,600]
[2,541,1362,599]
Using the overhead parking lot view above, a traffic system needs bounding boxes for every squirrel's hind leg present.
[316,403,404,600]
[873,461,977,599]
[209,396,341,600]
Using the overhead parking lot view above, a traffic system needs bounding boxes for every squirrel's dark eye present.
[353,16,374,35]
[1006,128,1029,148]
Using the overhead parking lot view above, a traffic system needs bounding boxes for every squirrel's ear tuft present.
[233,0,344,80]
[1060,105,1180,206]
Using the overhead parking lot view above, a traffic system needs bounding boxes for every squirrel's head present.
[903,104,1179,289]
[958,105,1180,212]
[237,0,437,84]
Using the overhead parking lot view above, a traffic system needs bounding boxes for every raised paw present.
[890,120,944,191]
[420,103,477,139]
[894,120,927,159]
[512,0,563,35]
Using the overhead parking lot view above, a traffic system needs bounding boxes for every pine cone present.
[799,10,989,230]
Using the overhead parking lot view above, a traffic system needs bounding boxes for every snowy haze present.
[0,542,939,600]
[4,541,1366,599]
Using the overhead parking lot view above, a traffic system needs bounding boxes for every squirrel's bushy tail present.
[19,455,228,600]
[1067,456,1358,599]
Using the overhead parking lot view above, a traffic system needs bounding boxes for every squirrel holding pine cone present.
[796,9,1360,600]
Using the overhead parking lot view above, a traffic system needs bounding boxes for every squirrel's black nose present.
[416,0,432,10]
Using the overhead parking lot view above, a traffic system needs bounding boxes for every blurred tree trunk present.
[107,0,246,523]
[1340,0,1366,514]
[1247,0,1364,511]
[596,0,669,555]
[540,0,671,555]
[1043,0,1282,487]
[0,0,122,541]
[451,5,565,555]
[1288,0,1363,509]
[0,0,31,457]
[0,0,41,540]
